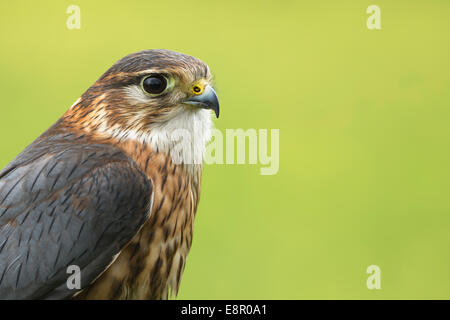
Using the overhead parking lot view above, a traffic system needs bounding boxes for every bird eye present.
[141,74,168,96]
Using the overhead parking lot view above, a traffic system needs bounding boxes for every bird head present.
[64,50,219,164]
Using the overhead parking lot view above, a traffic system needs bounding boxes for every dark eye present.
[141,74,168,95]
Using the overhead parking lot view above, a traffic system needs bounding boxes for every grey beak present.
[184,85,220,118]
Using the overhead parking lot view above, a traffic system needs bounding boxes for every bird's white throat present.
[89,98,213,166]
[146,108,213,165]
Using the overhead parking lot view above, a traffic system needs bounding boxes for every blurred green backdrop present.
[0,0,449,299]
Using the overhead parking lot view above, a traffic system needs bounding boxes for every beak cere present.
[184,85,220,118]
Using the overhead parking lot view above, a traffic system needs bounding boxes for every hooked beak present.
[184,85,220,118]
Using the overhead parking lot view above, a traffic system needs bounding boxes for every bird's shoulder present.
[0,127,154,299]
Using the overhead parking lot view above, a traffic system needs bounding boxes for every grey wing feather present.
[0,132,153,299]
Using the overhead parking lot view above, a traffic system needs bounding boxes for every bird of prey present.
[0,49,219,299]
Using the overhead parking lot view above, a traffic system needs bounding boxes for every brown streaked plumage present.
[75,141,201,299]
[0,49,219,299]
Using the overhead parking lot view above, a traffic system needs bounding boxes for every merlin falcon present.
[0,49,220,299]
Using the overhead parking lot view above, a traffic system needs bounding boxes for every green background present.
[0,0,449,299]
